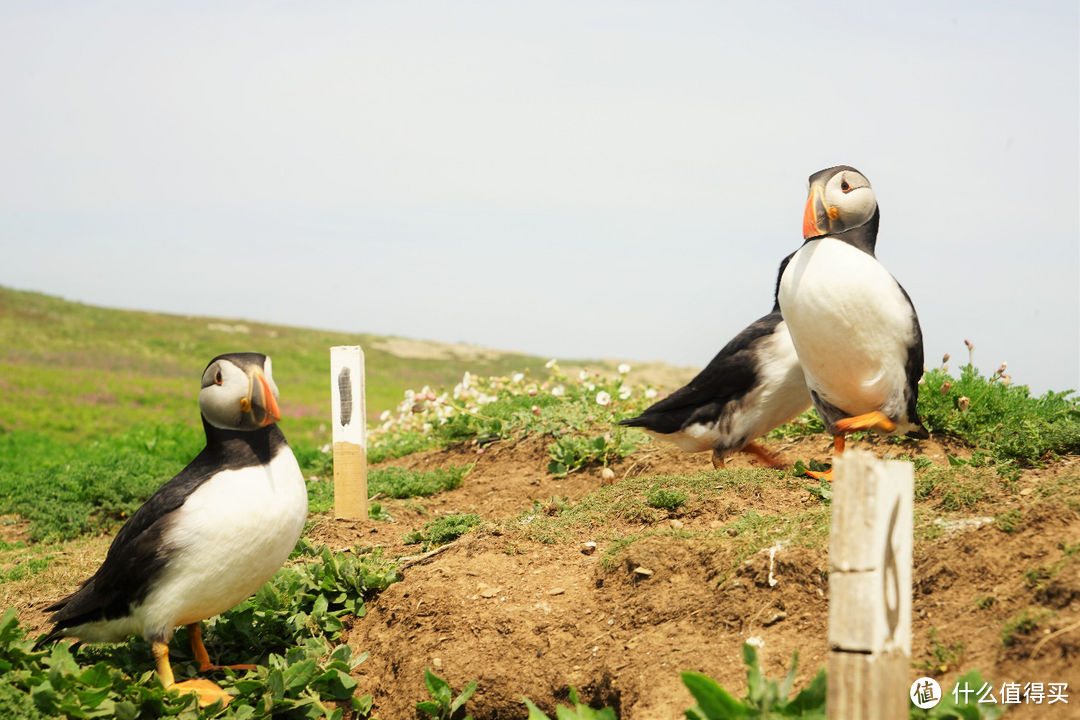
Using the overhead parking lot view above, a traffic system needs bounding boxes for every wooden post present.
[330,346,368,520]
[827,449,913,720]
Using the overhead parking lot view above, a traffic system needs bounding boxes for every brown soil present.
[14,435,1080,719]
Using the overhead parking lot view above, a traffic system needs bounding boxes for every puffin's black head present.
[802,165,877,240]
[199,353,281,431]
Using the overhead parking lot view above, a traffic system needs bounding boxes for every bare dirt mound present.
[335,437,1079,720]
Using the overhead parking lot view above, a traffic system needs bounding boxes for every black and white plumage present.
[619,303,810,469]
[777,166,927,467]
[44,353,307,706]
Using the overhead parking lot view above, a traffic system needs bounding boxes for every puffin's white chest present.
[139,449,308,637]
[778,239,914,415]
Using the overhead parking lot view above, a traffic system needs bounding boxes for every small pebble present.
[548,588,566,596]
[582,542,598,555]
[634,567,654,578]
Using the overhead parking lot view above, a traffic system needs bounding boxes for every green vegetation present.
[524,688,615,720]
[417,668,476,720]
[0,537,397,720]
[919,363,1080,477]
[370,465,472,499]
[683,643,825,719]
[0,287,546,445]
[917,627,966,677]
[645,486,688,511]
[1000,608,1054,647]
[404,514,483,551]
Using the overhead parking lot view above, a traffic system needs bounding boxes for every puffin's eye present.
[841,180,851,193]
[214,371,223,385]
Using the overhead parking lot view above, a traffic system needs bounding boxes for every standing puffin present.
[777,166,927,479]
[619,301,810,469]
[43,353,308,707]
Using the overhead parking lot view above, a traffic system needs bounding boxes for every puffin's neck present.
[201,417,288,465]
[809,207,880,257]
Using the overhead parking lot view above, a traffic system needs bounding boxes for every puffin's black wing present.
[42,447,225,639]
[897,282,929,439]
[619,311,783,434]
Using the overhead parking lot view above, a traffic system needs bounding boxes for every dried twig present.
[397,539,461,570]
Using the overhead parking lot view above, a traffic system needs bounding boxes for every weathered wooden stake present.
[330,346,368,520]
[827,449,913,720]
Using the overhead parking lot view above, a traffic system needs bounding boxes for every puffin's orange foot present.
[834,411,897,434]
[741,441,785,469]
[171,678,233,707]
[806,468,834,482]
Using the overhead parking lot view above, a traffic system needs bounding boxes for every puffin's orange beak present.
[803,186,824,239]
[249,370,281,426]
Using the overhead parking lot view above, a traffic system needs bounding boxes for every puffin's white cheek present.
[842,190,877,226]
[199,388,242,429]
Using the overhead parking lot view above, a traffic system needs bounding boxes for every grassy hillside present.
[0,286,546,447]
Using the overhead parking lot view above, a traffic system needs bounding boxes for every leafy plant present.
[0,607,373,720]
[417,668,476,720]
[404,514,482,551]
[918,364,1080,476]
[916,627,965,676]
[523,687,616,719]
[646,487,688,511]
[682,643,826,719]
[548,434,640,478]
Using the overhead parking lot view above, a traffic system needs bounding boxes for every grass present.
[1000,608,1055,647]
[0,285,548,448]
[919,364,1080,476]
[403,514,483,551]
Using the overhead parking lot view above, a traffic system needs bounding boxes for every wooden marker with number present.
[827,449,913,719]
[330,346,368,520]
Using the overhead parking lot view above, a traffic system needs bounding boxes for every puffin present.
[619,301,811,469]
[42,353,308,707]
[777,165,927,480]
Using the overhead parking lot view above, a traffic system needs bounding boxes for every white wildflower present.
[618,363,631,374]
[512,372,525,383]
[379,410,390,421]
[619,387,632,400]
[596,391,611,406]
[551,385,565,397]
[578,369,589,381]
[645,388,658,399]
[545,358,558,369]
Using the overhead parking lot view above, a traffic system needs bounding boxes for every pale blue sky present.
[2,1,1077,393]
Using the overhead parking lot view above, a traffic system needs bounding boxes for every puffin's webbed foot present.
[740,441,785,469]
[806,435,845,482]
[153,641,233,708]
[833,411,897,434]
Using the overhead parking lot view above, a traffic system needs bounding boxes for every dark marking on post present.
[883,498,900,640]
[338,367,353,427]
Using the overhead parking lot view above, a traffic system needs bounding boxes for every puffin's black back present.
[619,311,783,434]
[43,422,289,639]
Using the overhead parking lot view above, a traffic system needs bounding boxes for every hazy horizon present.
[2,2,1077,394]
